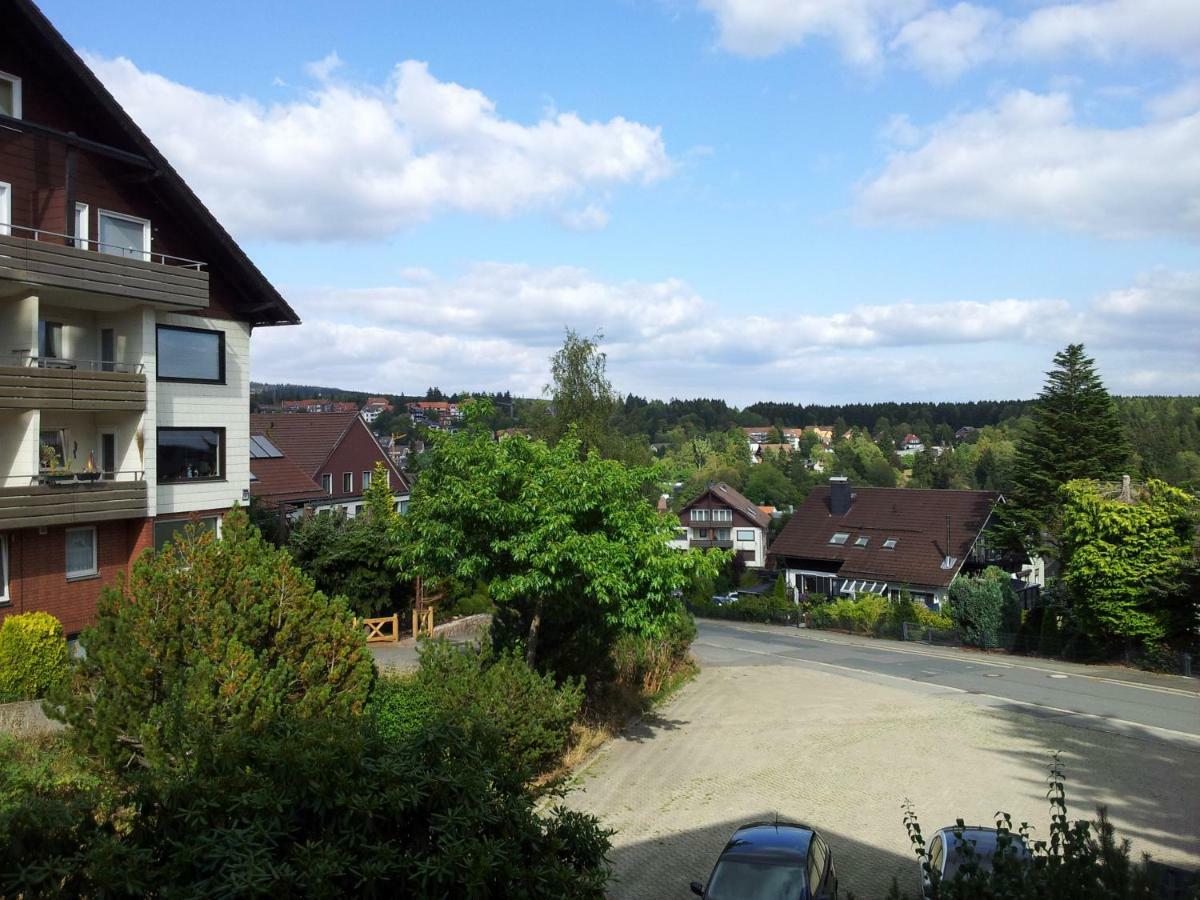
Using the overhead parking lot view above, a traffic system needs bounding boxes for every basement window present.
[829,532,850,545]
[0,71,21,118]
[883,537,898,550]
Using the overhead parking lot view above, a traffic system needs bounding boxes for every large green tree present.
[1059,478,1196,646]
[1000,344,1132,550]
[397,402,721,677]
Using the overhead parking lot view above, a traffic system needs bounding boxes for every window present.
[695,528,709,539]
[157,428,223,482]
[690,509,709,522]
[322,473,333,494]
[65,527,97,580]
[0,71,21,118]
[97,210,150,260]
[396,499,409,515]
[675,528,687,541]
[342,472,352,493]
[0,535,9,605]
[39,429,67,471]
[736,529,754,541]
[716,528,731,541]
[0,181,10,237]
[156,325,225,383]
[854,536,869,548]
[354,505,363,517]
[829,532,850,545]
[362,471,371,489]
[153,516,218,551]
[711,508,732,522]
[74,202,89,248]
[883,537,898,550]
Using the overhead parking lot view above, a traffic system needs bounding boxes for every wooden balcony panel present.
[0,365,146,410]
[0,480,147,529]
[690,539,734,550]
[0,234,208,308]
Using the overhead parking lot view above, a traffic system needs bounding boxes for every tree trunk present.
[526,603,543,668]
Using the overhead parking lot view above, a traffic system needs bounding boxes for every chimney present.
[829,477,852,516]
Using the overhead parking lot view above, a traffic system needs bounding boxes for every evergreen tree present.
[1001,345,1132,551]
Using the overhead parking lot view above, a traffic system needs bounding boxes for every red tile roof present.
[249,456,326,504]
[250,412,360,475]
[769,485,999,588]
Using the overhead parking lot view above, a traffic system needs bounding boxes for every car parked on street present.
[691,821,838,899]
[921,826,1030,897]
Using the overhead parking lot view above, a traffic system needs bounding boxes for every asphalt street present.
[694,619,1200,747]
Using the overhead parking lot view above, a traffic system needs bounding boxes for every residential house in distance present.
[250,411,409,518]
[769,477,1002,609]
[247,433,326,516]
[281,398,333,414]
[674,482,771,568]
[0,0,297,636]
[955,426,980,442]
[899,433,926,453]
[408,399,462,431]
[360,396,393,424]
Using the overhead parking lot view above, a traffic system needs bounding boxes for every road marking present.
[695,638,1200,746]
[703,621,1200,699]
[1049,674,1069,679]
[983,673,1002,678]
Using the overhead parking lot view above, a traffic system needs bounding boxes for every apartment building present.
[673,482,771,568]
[0,0,298,635]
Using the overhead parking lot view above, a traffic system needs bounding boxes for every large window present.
[39,429,67,471]
[97,209,150,260]
[342,472,352,493]
[65,527,97,580]
[711,508,732,523]
[0,535,9,604]
[157,428,223,482]
[153,516,218,551]
[322,473,333,494]
[736,529,755,542]
[157,325,225,383]
[0,71,20,118]
[690,509,710,522]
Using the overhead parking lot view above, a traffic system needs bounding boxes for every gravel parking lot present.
[563,627,1200,899]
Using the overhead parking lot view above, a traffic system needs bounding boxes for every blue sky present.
[42,0,1200,403]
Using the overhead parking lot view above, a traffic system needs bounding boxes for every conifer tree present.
[1000,344,1132,550]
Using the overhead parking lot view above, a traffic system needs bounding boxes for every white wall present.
[0,409,36,487]
[151,311,250,516]
[734,526,766,567]
[0,293,37,362]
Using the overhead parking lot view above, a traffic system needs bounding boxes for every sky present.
[41,0,1200,405]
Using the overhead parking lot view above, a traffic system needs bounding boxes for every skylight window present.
[883,538,898,550]
[854,536,869,547]
[829,532,849,545]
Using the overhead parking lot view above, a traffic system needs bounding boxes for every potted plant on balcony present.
[77,451,101,482]
[39,444,74,485]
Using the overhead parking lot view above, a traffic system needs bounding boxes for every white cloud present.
[558,203,611,231]
[857,90,1200,239]
[696,0,925,65]
[251,262,1200,402]
[1148,79,1200,119]
[890,3,1002,81]
[696,0,1200,78]
[86,56,671,241]
[304,51,343,83]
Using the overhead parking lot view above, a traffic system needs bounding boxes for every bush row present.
[808,593,953,636]
[690,591,800,625]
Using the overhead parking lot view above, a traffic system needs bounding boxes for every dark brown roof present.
[249,456,325,504]
[250,412,360,476]
[769,485,999,588]
[9,0,299,326]
[682,482,771,529]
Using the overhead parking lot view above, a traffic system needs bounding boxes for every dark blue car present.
[691,821,839,900]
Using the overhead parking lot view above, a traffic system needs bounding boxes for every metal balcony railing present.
[1,223,205,270]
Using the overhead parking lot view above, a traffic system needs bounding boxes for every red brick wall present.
[1,517,147,636]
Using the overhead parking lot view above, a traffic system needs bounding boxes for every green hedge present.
[808,593,953,636]
[368,640,583,779]
[0,612,68,702]
[691,592,799,625]
[948,567,1020,649]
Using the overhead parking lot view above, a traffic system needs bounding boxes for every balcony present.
[690,539,734,550]
[0,472,147,529]
[0,226,208,310]
[0,356,145,411]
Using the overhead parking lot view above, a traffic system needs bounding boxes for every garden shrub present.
[370,639,583,778]
[947,566,1020,649]
[0,612,68,702]
[691,591,798,625]
[0,717,612,899]
[610,605,698,700]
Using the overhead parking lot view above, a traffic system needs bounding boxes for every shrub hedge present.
[691,591,799,625]
[808,593,953,636]
[0,612,68,702]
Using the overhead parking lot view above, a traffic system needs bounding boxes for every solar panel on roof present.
[249,434,284,459]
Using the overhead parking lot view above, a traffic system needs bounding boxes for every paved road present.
[695,620,1200,745]
[563,620,1200,899]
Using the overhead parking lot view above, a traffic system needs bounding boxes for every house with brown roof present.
[675,482,772,567]
[769,477,1001,608]
[250,411,409,518]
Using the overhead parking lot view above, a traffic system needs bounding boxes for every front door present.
[100,329,115,372]
[100,432,117,478]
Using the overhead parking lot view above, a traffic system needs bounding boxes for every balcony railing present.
[690,539,734,550]
[0,358,146,411]
[0,472,147,529]
[0,224,208,309]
